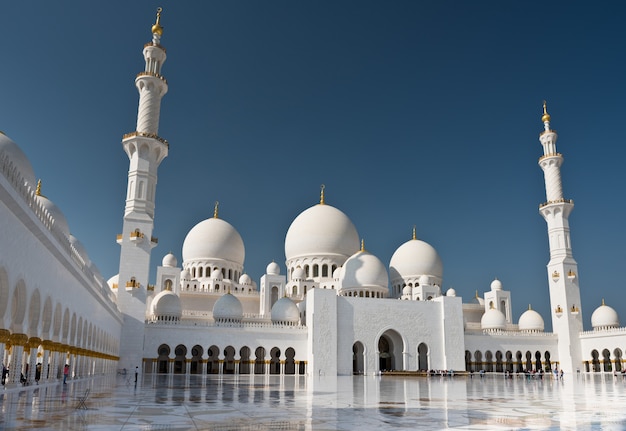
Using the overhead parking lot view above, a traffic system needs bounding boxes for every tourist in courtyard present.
[63,364,69,384]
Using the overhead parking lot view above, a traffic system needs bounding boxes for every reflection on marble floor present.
[1,373,626,430]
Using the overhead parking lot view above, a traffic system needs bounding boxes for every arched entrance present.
[239,347,251,374]
[190,345,203,374]
[254,347,266,374]
[417,343,428,371]
[174,345,186,374]
[207,345,220,374]
[157,344,170,374]
[285,348,296,375]
[353,342,365,374]
[377,329,404,372]
[223,346,236,374]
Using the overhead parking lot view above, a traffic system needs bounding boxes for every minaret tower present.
[538,102,583,373]
[116,8,169,371]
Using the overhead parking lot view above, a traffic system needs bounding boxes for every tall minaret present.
[116,8,169,371]
[538,102,583,373]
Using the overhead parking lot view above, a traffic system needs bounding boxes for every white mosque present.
[1,9,625,387]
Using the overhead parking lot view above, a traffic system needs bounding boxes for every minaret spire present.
[213,201,219,218]
[320,184,325,205]
[537,102,583,374]
[116,9,171,372]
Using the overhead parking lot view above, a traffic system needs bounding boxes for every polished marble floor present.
[1,372,626,430]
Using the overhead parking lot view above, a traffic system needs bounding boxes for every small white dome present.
[266,261,280,275]
[285,203,359,261]
[389,238,443,281]
[339,250,389,291]
[180,268,191,280]
[332,267,341,280]
[518,307,544,332]
[239,273,252,285]
[419,274,430,286]
[213,293,243,321]
[0,133,37,186]
[182,217,245,265]
[162,252,177,267]
[490,279,503,291]
[152,290,182,319]
[446,288,456,297]
[481,307,506,330]
[271,297,300,324]
[591,302,619,329]
[36,193,70,237]
[210,269,223,280]
[292,266,306,281]
[402,285,412,295]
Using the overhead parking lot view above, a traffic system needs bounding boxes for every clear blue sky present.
[2,1,625,331]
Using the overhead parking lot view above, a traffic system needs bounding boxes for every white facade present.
[2,11,626,388]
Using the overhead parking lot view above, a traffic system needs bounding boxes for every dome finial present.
[151,7,164,36]
[528,304,532,310]
[320,184,325,205]
[213,201,219,218]
[602,298,605,306]
[475,290,479,298]
[36,179,42,196]
[412,225,416,240]
[541,100,551,123]
[360,238,365,252]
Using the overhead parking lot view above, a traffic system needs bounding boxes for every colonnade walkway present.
[2,372,626,429]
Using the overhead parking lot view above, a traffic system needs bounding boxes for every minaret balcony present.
[539,198,574,209]
[125,279,141,291]
[555,305,563,318]
[570,305,580,315]
[151,236,158,244]
[122,131,169,148]
[538,152,562,162]
[129,230,145,244]
[136,71,168,84]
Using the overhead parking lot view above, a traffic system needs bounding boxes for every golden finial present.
[320,184,325,205]
[213,201,219,218]
[475,290,479,298]
[152,7,164,36]
[541,100,551,123]
[35,179,42,196]
[528,304,532,310]
[360,239,365,252]
[412,225,416,240]
[602,298,605,306]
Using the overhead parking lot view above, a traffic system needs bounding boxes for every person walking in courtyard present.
[559,369,564,380]
[63,364,69,384]
[135,366,139,383]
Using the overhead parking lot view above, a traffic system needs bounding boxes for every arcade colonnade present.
[464,349,556,373]
[0,266,121,387]
[145,343,308,376]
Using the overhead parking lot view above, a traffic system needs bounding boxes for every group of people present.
[1,363,70,385]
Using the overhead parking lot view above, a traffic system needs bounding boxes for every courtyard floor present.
[1,372,625,430]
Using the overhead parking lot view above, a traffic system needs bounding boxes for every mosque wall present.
[0,174,122,343]
[579,330,626,373]
[334,294,465,375]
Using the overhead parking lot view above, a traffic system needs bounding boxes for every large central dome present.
[182,217,245,265]
[285,203,359,261]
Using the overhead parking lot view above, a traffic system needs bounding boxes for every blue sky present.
[2,1,625,331]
